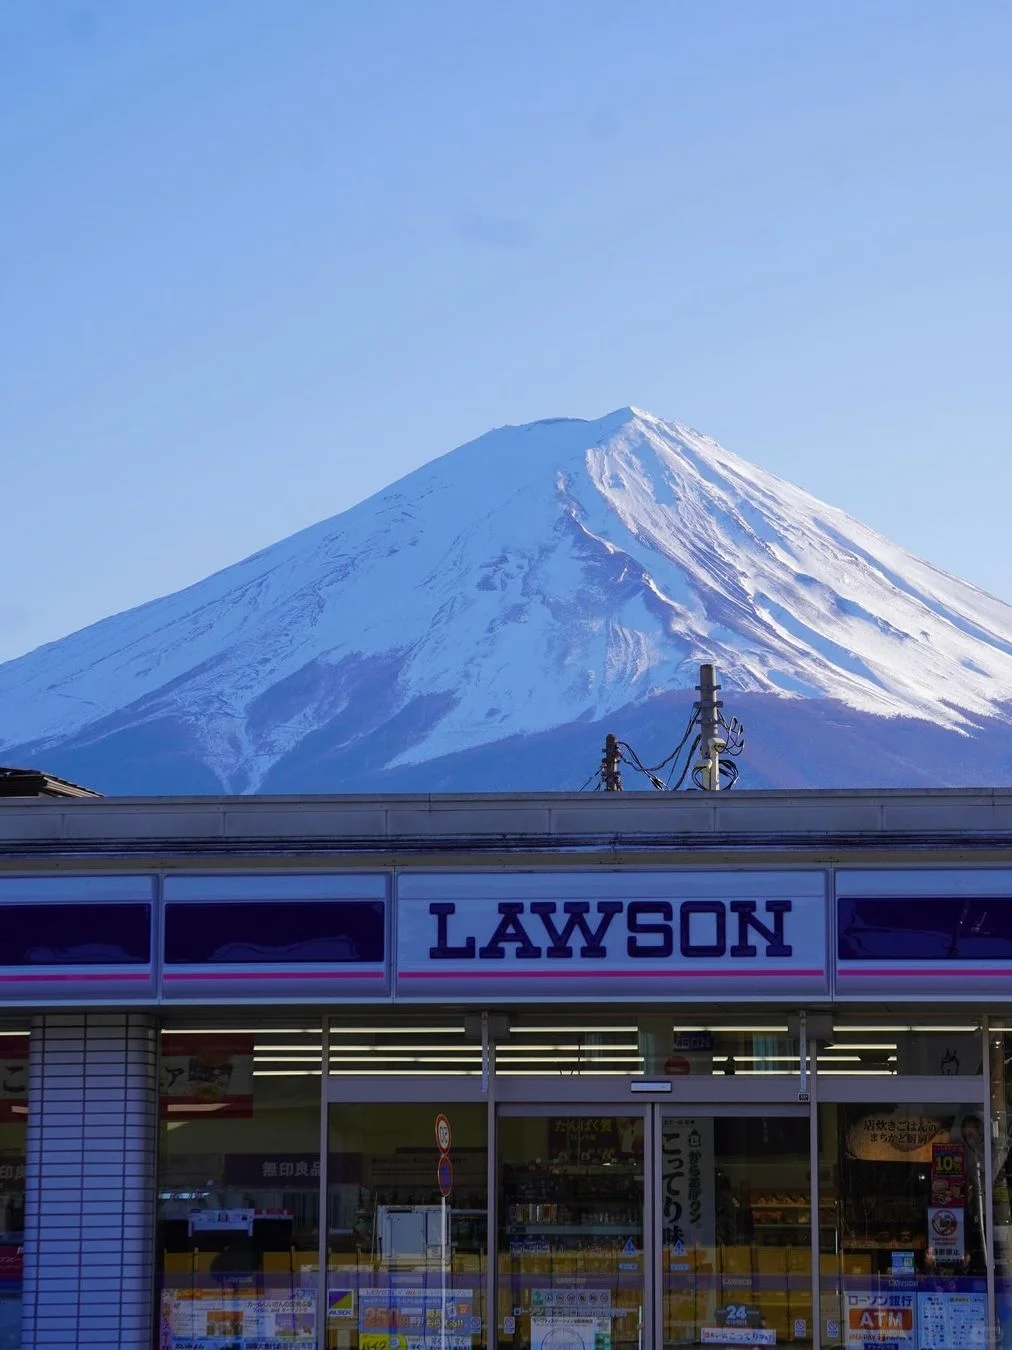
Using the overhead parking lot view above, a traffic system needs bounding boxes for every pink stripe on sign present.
[839,967,1012,978]
[0,971,151,983]
[163,968,386,982]
[399,967,825,981]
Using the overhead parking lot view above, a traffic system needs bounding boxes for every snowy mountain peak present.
[3,408,1012,794]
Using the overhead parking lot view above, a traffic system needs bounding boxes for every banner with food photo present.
[159,1034,254,1119]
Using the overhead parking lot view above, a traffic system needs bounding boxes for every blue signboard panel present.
[395,871,829,1001]
[837,868,1012,997]
[0,875,156,1002]
[161,873,389,1000]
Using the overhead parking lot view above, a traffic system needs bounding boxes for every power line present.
[580,662,745,793]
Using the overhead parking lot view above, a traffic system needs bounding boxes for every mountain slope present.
[4,406,1012,794]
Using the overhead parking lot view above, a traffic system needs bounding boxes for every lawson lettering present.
[427,899,792,962]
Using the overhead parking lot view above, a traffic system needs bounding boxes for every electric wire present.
[579,685,743,791]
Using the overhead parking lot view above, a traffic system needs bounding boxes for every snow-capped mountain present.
[5,406,1012,795]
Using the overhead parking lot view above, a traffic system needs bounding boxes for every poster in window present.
[844,1111,951,1163]
[917,1288,987,1349]
[843,1290,916,1349]
[159,1034,254,1119]
[530,1317,611,1349]
[0,1037,27,1123]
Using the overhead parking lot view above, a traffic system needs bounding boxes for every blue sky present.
[2,1,1011,663]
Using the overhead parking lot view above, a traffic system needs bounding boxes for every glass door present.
[326,1100,488,1348]
[658,1109,814,1349]
[498,1109,648,1348]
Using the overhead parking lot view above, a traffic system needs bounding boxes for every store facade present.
[2,788,1012,1349]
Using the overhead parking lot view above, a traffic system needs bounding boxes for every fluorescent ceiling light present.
[253,1070,322,1077]
[330,1026,465,1035]
[819,1069,895,1076]
[833,1025,911,1033]
[497,1055,643,1065]
[826,1043,898,1051]
[328,1069,478,1076]
[909,1026,979,1033]
[714,1026,789,1033]
[513,1026,638,1034]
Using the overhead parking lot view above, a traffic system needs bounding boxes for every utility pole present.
[696,663,723,791]
[601,733,623,791]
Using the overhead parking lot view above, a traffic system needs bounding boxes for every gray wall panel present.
[21,1012,157,1350]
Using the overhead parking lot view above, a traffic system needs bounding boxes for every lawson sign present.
[395,871,829,1000]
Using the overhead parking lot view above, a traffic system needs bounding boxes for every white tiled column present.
[21,1012,158,1348]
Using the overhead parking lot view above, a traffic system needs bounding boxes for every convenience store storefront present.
[3,789,1012,1349]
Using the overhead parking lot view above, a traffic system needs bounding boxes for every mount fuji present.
[4,406,1012,795]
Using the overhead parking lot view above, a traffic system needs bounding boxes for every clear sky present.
[2,1,1011,664]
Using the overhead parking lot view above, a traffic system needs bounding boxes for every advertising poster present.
[0,1038,27,1123]
[927,1206,965,1265]
[931,1143,967,1206]
[548,1116,642,1164]
[160,1035,254,1119]
[530,1317,611,1349]
[358,1286,477,1341]
[0,1156,24,1197]
[661,1117,715,1259]
[699,1331,775,1346]
[327,1288,355,1319]
[917,1289,987,1349]
[356,1338,470,1350]
[160,1290,315,1348]
[843,1291,916,1350]
[845,1112,951,1164]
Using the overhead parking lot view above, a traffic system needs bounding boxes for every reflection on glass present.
[0,1033,26,1350]
[328,1103,487,1348]
[817,1023,983,1077]
[500,1115,644,1348]
[494,1019,806,1078]
[662,1114,813,1348]
[991,1033,1012,1347]
[819,1102,986,1350]
[156,1026,321,1349]
[493,1018,986,1080]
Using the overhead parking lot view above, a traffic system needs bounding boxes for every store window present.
[156,1022,322,1350]
[0,1033,25,1350]
[328,1015,483,1076]
[496,1017,806,1078]
[327,1103,487,1348]
[500,1114,644,1349]
[819,1101,987,1350]
[661,1112,813,1349]
[817,1022,984,1077]
[990,1028,1012,1347]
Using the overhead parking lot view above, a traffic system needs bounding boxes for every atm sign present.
[845,1291,916,1348]
[849,1307,914,1331]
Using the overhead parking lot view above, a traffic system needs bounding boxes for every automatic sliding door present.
[498,1111,647,1348]
[327,1102,488,1348]
[660,1111,813,1349]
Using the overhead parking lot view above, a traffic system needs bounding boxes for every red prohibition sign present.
[435,1112,452,1154]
